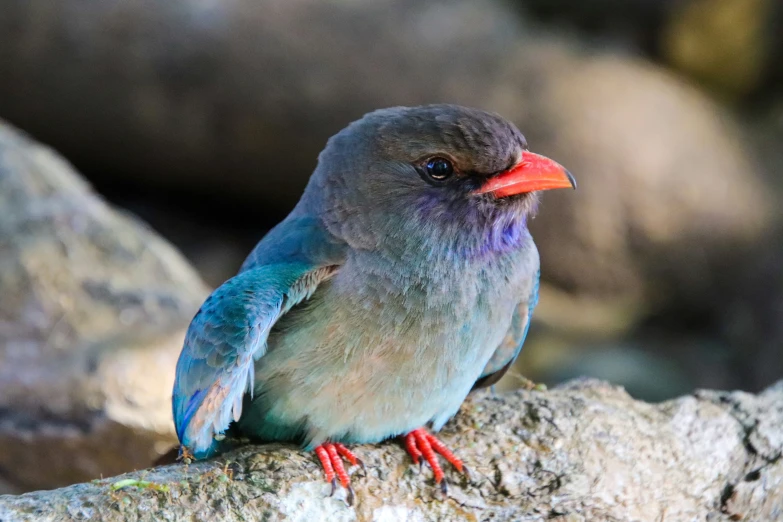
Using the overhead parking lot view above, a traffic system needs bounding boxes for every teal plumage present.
[172,104,574,495]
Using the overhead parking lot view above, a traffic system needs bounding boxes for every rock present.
[1,379,781,521]
[0,120,210,492]
[522,50,775,307]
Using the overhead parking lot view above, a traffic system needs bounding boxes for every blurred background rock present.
[0,120,208,494]
[0,0,782,492]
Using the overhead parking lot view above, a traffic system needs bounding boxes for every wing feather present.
[172,263,337,457]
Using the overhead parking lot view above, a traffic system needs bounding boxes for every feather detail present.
[172,262,339,457]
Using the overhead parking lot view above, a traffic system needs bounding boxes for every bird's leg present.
[314,443,360,505]
[404,431,423,466]
[177,445,194,465]
[334,443,366,475]
[403,428,465,493]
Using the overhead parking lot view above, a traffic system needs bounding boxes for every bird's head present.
[310,104,575,258]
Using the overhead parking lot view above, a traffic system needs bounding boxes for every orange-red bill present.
[474,151,575,198]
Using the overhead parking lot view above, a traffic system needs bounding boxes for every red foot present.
[314,443,363,505]
[404,428,465,493]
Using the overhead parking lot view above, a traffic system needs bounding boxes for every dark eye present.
[425,157,454,181]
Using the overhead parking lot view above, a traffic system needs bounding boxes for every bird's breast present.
[249,243,539,445]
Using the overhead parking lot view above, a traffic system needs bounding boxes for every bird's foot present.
[177,445,194,465]
[314,443,363,505]
[404,428,465,494]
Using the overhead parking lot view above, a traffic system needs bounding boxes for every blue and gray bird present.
[172,104,575,501]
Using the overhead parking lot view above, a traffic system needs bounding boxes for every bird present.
[172,104,575,504]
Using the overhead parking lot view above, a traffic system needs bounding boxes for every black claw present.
[357,458,367,477]
[462,465,472,478]
[329,477,338,497]
[440,479,449,496]
[346,485,355,506]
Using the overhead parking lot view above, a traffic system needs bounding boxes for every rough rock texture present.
[1,379,781,521]
[0,120,210,492]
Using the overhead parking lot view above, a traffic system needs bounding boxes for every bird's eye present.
[425,157,454,181]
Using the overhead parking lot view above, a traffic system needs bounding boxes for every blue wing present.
[473,269,540,390]
[240,214,345,271]
[172,214,345,458]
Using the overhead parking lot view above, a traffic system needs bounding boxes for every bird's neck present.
[337,222,534,308]
[410,209,532,265]
[405,191,536,263]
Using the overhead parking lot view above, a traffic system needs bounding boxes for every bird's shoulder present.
[240,212,347,272]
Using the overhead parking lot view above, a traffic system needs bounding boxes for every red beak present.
[474,151,576,198]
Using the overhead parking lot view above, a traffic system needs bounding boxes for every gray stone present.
[0,121,210,491]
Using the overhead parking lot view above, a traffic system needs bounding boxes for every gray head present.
[306,104,574,258]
